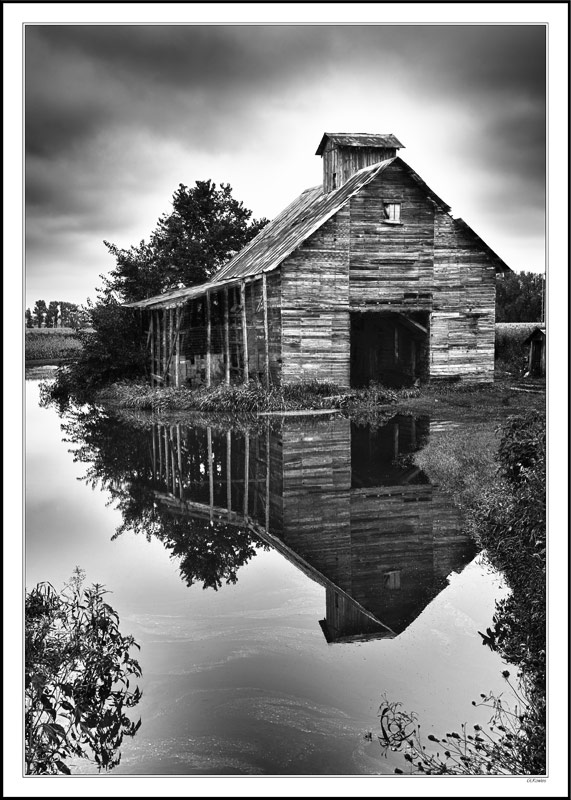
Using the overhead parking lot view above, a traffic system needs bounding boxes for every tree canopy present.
[496,271,544,323]
[102,180,268,304]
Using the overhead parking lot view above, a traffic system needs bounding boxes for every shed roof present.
[316,132,405,156]
[524,326,546,344]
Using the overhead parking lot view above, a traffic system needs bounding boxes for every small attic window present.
[332,172,337,189]
[383,202,402,224]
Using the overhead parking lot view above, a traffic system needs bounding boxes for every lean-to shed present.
[126,132,511,388]
[524,326,546,377]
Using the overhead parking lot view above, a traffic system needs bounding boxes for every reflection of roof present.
[315,132,405,155]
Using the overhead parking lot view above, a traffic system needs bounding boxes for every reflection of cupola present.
[315,132,405,193]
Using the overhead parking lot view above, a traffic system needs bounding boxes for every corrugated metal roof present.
[126,156,511,310]
[315,132,405,156]
[123,278,235,309]
[212,158,399,282]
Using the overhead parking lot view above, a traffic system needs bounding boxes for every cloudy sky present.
[24,21,548,309]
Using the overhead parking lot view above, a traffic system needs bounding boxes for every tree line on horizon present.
[25,300,91,329]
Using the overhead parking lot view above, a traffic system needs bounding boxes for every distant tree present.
[33,300,47,328]
[25,308,34,328]
[46,301,60,328]
[102,180,268,303]
[496,271,544,323]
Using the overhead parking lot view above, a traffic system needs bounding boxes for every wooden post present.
[243,431,250,519]
[162,309,167,384]
[177,424,183,499]
[151,424,156,481]
[164,426,170,486]
[265,420,271,532]
[262,273,270,389]
[156,312,161,380]
[240,281,249,384]
[226,430,232,514]
[207,427,214,520]
[175,308,180,388]
[206,291,212,388]
[224,286,230,386]
[168,309,173,384]
[170,428,176,495]
[150,313,155,387]
[158,423,163,482]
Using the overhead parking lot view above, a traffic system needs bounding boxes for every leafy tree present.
[102,180,268,304]
[45,180,267,400]
[25,308,34,328]
[33,299,47,328]
[496,271,544,323]
[46,300,60,328]
[25,568,142,774]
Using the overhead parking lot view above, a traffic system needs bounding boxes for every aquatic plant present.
[373,673,544,775]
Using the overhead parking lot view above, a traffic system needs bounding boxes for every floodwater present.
[25,371,510,776]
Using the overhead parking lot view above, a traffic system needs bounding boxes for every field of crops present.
[25,328,83,362]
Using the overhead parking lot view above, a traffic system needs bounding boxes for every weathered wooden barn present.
[126,132,511,388]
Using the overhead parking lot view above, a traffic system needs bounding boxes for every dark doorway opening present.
[350,311,430,388]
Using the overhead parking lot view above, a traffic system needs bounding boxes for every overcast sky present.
[24,23,547,308]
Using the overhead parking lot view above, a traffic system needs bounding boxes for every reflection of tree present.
[57,404,264,591]
[145,513,259,590]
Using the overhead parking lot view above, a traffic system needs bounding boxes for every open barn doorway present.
[350,311,430,388]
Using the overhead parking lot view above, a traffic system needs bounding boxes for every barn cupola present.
[316,132,405,193]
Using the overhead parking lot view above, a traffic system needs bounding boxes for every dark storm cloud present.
[24,23,547,305]
[25,25,336,158]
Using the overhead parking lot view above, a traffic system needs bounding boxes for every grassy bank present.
[393,408,546,774]
[50,376,419,416]
[43,367,544,423]
[25,328,83,363]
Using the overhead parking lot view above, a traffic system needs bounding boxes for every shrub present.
[382,410,546,775]
[25,569,142,774]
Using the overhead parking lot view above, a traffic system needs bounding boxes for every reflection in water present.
[61,409,475,642]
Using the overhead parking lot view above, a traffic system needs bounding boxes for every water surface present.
[25,374,509,775]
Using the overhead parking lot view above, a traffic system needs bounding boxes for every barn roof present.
[125,155,511,310]
[454,218,511,273]
[315,132,405,155]
[126,157,406,308]
[213,156,450,283]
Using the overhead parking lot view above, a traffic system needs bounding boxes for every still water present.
[25,372,509,775]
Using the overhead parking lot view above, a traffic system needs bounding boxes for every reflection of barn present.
[126,132,510,389]
[146,413,475,641]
